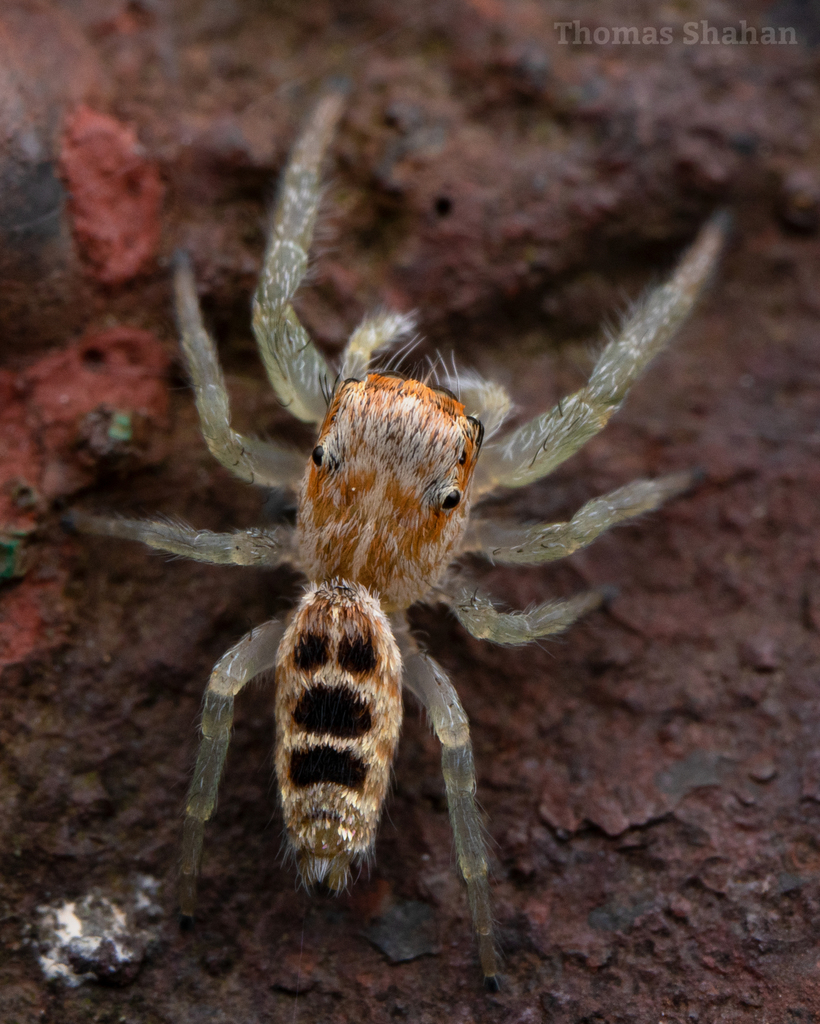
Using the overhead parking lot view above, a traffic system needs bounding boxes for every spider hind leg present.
[399,632,500,986]
[179,619,285,916]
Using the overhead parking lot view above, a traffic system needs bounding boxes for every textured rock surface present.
[1,1,819,1022]
[59,106,164,284]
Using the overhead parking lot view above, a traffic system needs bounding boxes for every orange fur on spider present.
[297,373,483,611]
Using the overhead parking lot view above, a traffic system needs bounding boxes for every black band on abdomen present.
[293,684,372,738]
[289,746,367,789]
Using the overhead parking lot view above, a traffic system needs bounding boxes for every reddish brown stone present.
[23,326,170,499]
[59,106,163,285]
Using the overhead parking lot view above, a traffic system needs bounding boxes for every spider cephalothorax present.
[71,92,726,988]
[299,373,483,610]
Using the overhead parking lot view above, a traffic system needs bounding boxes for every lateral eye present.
[312,446,324,467]
[458,449,467,466]
[467,416,484,450]
[442,489,461,510]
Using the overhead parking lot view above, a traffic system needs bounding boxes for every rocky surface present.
[1,1,819,1021]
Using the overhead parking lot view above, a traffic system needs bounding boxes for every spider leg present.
[252,92,344,424]
[463,470,696,565]
[174,253,306,487]
[446,585,607,645]
[66,511,294,568]
[474,213,728,493]
[393,619,498,987]
[180,618,286,917]
[445,368,513,440]
[340,309,417,379]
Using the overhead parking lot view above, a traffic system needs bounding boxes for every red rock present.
[0,326,168,601]
[59,106,163,285]
[23,327,169,499]
[0,578,64,670]
[0,326,168,668]
[0,369,42,533]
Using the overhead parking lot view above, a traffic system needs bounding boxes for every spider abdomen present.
[274,580,402,890]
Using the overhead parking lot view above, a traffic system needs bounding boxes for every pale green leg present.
[441,368,512,439]
[450,586,608,645]
[68,511,292,567]
[174,253,306,487]
[474,213,728,493]
[463,470,697,565]
[180,619,286,917]
[395,621,499,986]
[252,93,345,424]
[341,310,417,379]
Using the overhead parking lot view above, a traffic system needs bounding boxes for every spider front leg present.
[442,369,513,440]
[180,618,286,918]
[252,92,344,424]
[463,470,697,565]
[174,253,306,488]
[395,623,499,987]
[340,309,417,379]
[67,511,294,568]
[474,213,728,493]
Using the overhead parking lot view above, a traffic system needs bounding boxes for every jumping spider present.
[71,93,726,987]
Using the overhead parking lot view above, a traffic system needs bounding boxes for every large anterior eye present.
[442,489,461,510]
[312,446,324,467]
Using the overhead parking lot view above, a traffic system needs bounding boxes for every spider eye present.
[458,449,467,466]
[312,446,324,467]
[468,416,484,450]
[442,489,461,510]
